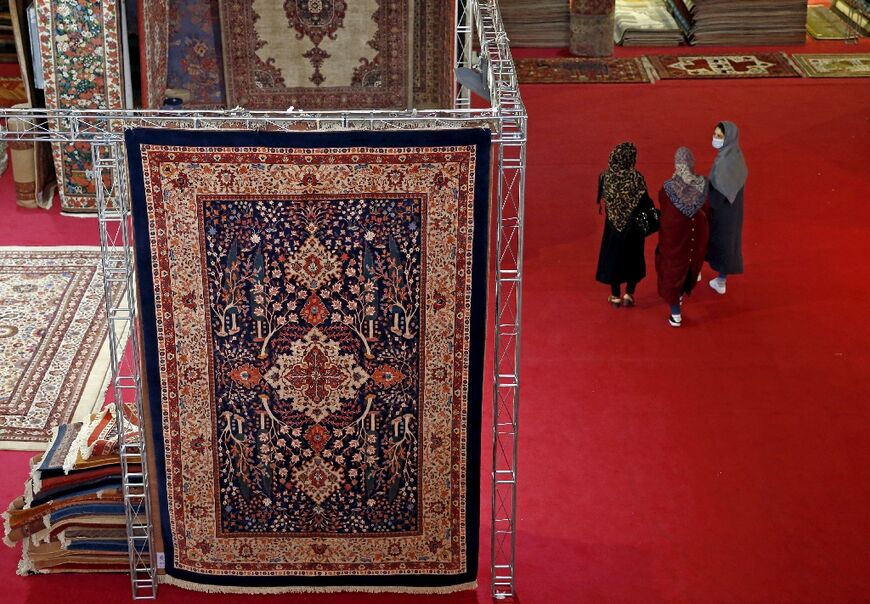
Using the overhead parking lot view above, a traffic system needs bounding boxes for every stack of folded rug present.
[3,405,140,574]
[678,0,808,45]
[500,0,571,47]
[615,0,685,46]
[831,0,870,35]
[807,4,857,40]
[666,0,694,38]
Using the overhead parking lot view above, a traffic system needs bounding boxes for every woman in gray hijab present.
[707,121,748,295]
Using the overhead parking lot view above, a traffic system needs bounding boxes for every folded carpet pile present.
[3,405,139,574]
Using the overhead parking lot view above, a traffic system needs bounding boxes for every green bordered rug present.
[791,53,870,77]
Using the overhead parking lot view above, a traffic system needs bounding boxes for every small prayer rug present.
[648,53,801,79]
[126,127,490,593]
[791,53,870,78]
[516,56,653,83]
[0,248,116,450]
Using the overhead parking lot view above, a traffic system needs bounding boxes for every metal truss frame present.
[0,0,524,598]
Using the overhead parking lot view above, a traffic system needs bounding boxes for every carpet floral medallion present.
[219,0,409,109]
[0,248,115,449]
[125,128,490,593]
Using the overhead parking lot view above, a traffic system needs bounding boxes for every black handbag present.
[634,202,661,237]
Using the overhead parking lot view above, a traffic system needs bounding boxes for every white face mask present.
[712,137,725,150]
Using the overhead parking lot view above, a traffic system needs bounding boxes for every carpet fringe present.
[160,574,477,595]
[640,56,660,83]
[2,509,13,548]
[28,515,52,545]
[59,213,99,219]
[17,546,34,575]
[783,52,804,75]
[23,478,33,508]
[69,406,112,470]
[65,292,131,470]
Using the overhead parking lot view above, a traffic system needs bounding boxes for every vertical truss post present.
[455,0,473,108]
[490,130,526,600]
[93,141,158,600]
[477,1,528,597]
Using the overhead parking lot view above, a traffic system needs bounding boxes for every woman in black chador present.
[595,142,656,307]
[707,121,748,295]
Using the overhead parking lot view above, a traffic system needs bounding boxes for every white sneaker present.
[709,278,726,295]
[669,314,682,328]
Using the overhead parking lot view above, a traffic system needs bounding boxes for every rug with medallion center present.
[126,127,489,593]
[218,0,454,110]
[0,248,118,450]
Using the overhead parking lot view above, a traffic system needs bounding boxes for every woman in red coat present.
[655,147,711,327]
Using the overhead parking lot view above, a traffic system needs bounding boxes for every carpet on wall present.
[647,52,801,79]
[36,0,125,212]
[516,56,653,83]
[791,53,870,77]
[0,247,121,450]
[218,0,454,110]
[411,0,455,109]
[139,0,170,109]
[125,127,490,593]
[166,0,225,107]
[219,0,409,109]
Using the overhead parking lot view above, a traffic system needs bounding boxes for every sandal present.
[607,295,621,308]
[622,293,635,307]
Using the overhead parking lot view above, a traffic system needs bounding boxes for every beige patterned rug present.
[219,0,452,110]
[0,247,120,450]
[219,0,454,110]
[791,54,870,78]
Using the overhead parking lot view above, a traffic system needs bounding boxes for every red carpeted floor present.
[2,48,870,603]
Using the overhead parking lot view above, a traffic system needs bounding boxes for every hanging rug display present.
[125,127,490,593]
[217,0,454,110]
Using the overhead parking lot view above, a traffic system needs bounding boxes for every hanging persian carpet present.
[126,127,490,593]
[217,0,454,110]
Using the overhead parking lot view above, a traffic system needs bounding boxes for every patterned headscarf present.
[601,142,647,233]
[709,121,748,204]
[664,147,706,217]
